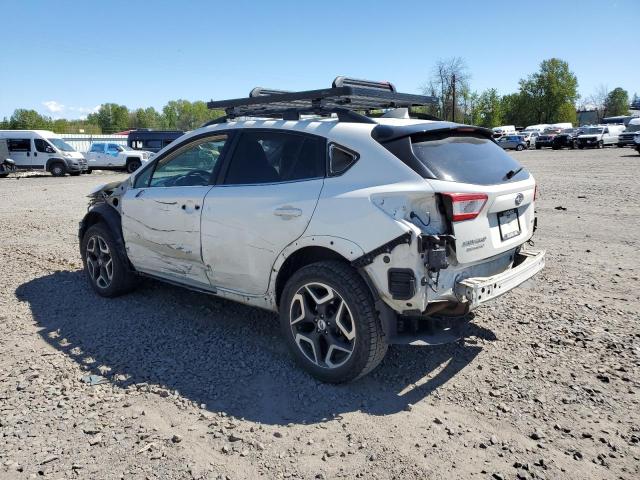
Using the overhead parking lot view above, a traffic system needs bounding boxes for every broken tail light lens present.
[441,193,488,222]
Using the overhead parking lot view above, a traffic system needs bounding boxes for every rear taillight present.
[441,193,488,222]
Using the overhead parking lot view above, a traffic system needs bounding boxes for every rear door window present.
[410,133,529,185]
[223,131,325,185]
[8,139,31,152]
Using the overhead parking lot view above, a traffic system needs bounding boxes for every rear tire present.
[126,158,142,173]
[516,144,524,151]
[279,261,387,383]
[81,223,137,298]
[50,162,66,177]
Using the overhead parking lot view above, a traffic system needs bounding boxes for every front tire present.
[597,140,604,149]
[81,223,137,297]
[280,261,387,383]
[50,162,66,177]
[126,158,142,173]
[516,144,524,151]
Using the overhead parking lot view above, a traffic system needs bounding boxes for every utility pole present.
[452,73,456,123]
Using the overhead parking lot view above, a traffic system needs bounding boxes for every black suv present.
[535,129,561,149]
[552,128,583,150]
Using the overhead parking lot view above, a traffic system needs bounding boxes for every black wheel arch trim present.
[79,203,134,272]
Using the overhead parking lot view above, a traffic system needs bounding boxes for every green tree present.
[604,87,629,117]
[161,100,223,130]
[475,88,502,127]
[500,93,528,126]
[519,58,578,124]
[87,103,130,133]
[131,107,162,129]
[9,109,52,129]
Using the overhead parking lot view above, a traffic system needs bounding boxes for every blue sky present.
[1,0,637,119]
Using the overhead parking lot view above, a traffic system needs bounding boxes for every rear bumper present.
[454,248,545,309]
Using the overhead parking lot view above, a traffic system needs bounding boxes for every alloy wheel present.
[289,282,356,369]
[85,235,113,289]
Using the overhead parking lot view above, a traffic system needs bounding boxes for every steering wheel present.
[174,169,211,186]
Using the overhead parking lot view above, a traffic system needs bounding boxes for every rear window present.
[410,134,529,185]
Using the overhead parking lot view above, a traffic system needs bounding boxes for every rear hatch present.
[373,123,536,264]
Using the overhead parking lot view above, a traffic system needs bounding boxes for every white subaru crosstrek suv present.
[79,77,545,383]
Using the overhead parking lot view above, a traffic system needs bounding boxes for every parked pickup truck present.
[86,143,151,173]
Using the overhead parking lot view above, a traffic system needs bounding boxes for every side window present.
[34,138,53,153]
[90,143,103,153]
[8,139,31,152]
[146,139,162,149]
[148,135,228,188]
[107,144,121,152]
[328,143,358,176]
[224,131,325,185]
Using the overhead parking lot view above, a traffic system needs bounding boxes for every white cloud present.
[41,102,100,119]
[43,100,65,113]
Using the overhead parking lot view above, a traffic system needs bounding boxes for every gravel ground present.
[1,147,639,480]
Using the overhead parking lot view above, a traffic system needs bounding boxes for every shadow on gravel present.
[17,270,493,426]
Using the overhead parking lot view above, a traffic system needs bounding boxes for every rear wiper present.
[505,167,523,180]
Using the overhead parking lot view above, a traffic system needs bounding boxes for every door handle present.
[274,206,302,218]
[135,190,145,198]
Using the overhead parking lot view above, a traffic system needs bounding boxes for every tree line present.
[0,100,225,134]
[421,57,635,128]
[0,57,636,133]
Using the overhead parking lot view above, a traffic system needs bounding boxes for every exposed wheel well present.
[275,246,349,307]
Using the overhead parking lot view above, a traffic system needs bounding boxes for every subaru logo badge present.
[515,193,524,206]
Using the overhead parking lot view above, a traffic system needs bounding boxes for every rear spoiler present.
[372,124,494,143]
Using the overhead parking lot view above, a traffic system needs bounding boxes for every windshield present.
[47,138,75,152]
[582,128,604,135]
[624,123,640,133]
[410,133,529,185]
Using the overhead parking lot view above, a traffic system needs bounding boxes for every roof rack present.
[206,76,438,124]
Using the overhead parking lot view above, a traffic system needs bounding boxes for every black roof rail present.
[206,76,437,124]
[249,87,292,98]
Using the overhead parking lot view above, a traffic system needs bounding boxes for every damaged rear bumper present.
[454,248,545,309]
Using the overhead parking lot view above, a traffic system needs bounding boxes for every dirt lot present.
[0,146,638,480]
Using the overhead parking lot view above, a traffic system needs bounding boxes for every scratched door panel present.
[121,186,214,286]
[201,179,323,295]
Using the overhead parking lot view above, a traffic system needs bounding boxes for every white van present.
[549,122,573,130]
[576,124,625,148]
[0,130,88,176]
[523,124,550,133]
